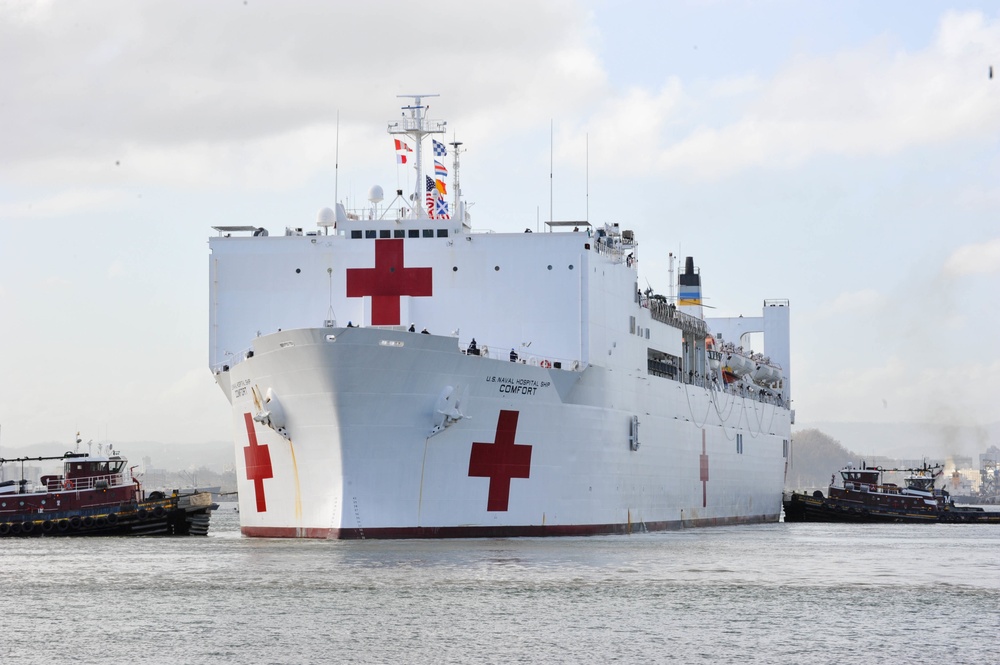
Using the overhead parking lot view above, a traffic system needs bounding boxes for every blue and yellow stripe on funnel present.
[678,289,702,306]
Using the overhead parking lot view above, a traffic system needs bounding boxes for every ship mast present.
[450,139,465,227]
[387,94,446,218]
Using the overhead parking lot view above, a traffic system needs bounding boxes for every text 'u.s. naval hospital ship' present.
[209,96,792,538]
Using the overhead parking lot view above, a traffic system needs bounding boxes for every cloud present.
[812,288,884,319]
[943,237,1000,276]
[107,260,126,279]
[0,188,131,219]
[572,10,1000,180]
[0,0,597,189]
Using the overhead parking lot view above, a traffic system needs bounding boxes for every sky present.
[1,0,998,457]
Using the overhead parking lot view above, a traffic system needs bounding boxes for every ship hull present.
[0,492,216,537]
[783,492,1000,524]
[224,327,790,538]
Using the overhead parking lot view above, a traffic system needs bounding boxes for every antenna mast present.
[450,139,464,226]
[388,94,446,218]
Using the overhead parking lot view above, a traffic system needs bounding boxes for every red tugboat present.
[0,445,217,537]
[783,461,1000,523]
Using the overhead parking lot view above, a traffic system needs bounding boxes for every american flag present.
[432,139,447,157]
[425,176,436,217]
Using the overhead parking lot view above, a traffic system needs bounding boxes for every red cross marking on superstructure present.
[700,429,709,508]
[243,412,273,513]
[468,410,533,512]
[345,239,433,325]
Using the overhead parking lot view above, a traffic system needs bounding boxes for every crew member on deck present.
[408,323,416,332]
[468,338,479,356]
[510,348,518,362]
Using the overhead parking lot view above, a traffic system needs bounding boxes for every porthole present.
[569,265,574,270]
[295,268,301,274]
[494,266,500,271]
[547,265,552,270]
[452,266,458,272]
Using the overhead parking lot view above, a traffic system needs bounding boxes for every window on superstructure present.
[422,229,433,238]
[379,230,391,239]
[408,229,420,238]
[351,230,362,239]
[737,433,744,454]
[365,230,376,239]
[437,229,448,238]
[783,439,789,458]
[394,230,405,238]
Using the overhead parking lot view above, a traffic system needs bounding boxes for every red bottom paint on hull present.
[242,514,779,539]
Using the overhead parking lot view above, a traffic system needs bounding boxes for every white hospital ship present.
[209,96,792,538]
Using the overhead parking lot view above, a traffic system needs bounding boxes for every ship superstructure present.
[209,97,792,538]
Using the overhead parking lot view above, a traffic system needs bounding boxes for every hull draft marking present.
[346,238,432,325]
[700,429,709,508]
[243,412,274,512]
[468,410,533,512]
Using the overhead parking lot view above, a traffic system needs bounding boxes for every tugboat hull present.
[0,492,216,538]
[783,491,1000,524]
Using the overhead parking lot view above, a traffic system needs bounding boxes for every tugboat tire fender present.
[95,516,107,527]
[57,519,70,532]
[21,521,34,534]
[0,522,9,535]
[68,516,82,530]
[81,516,94,528]
[106,513,118,525]
[41,520,54,533]
[10,522,22,535]
[153,506,165,518]
[137,509,148,521]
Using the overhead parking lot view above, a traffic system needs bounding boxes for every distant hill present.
[786,429,896,492]
[794,421,1000,460]
[1,439,234,473]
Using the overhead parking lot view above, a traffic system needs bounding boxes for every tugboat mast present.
[387,94,446,218]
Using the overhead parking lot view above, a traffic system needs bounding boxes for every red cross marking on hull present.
[700,429,709,508]
[345,238,433,325]
[468,410,533,512]
[243,412,273,512]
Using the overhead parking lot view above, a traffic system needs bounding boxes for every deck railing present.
[46,473,128,492]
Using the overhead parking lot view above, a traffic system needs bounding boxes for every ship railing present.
[643,298,708,335]
[212,347,253,374]
[46,473,128,492]
[670,370,788,408]
[591,237,636,266]
[461,344,587,371]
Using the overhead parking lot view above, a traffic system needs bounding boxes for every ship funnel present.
[678,255,703,319]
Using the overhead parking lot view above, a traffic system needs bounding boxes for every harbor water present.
[3,503,999,664]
